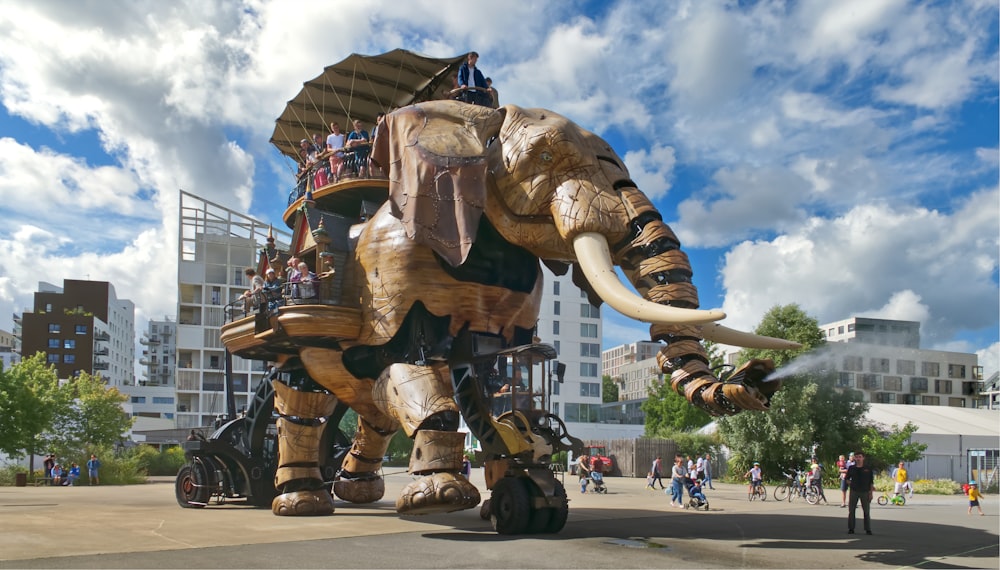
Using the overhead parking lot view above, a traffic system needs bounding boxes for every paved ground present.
[0,472,996,569]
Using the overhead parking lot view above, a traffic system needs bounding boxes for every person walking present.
[837,454,850,507]
[967,481,985,515]
[845,451,875,535]
[703,453,715,490]
[86,454,102,485]
[669,454,687,508]
[649,456,665,489]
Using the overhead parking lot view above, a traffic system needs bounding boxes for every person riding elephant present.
[266,100,798,516]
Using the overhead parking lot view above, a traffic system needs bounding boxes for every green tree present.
[716,304,868,479]
[861,422,927,473]
[48,371,134,458]
[0,353,72,472]
[642,377,712,435]
[602,374,619,403]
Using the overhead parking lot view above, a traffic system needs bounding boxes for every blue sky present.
[0,0,997,377]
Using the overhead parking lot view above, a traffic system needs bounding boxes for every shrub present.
[873,474,961,495]
[0,464,28,486]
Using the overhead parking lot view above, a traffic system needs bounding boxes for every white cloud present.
[856,290,930,323]
[977,342,999,380]
[718,189,1000,346]
[622,144,676,201]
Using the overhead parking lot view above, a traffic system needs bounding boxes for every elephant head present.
[372,100,797,414]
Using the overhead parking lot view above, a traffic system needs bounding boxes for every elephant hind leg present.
[271,379,337,516]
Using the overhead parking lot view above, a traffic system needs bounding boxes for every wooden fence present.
[585,438,728,479]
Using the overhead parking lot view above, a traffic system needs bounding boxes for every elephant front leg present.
[373,363,480,515]
[271,379,338,516]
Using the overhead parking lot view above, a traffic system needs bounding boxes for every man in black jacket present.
[845,451,875,535]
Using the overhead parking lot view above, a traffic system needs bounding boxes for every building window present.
[921,395,940,406]
[884,376,902,391]
[580,303,600,318]
[948,397,967,407]
[900,394,917,405]
[580,363,599,377]
[47,354,59,363]
[579,382,601,397]
[580,323,598,338]
[75,324,87,334]
[837,372,854,388]
[860,374,881,390]
[48,339,60,349]
[874,392,895,404]
[553,340,560,354]
[910,377,928,392]
[131,396,146,404]
[870,358,890,373]
[947,364,966,379]
[48,324,61,333]
[152,397,174,405]
[63,354,75,364]
[921,362,940,377]
[553,281,560,296]
[552,321,560,335]
[63,339,76,349]
[580,343,601,358]
[934,380,953,394]
[553,301,560,315]
[847,323,856,332]
[838,326,844,334]
[843,356,863,372]
[551,382,560,396]
[897,360,915,375]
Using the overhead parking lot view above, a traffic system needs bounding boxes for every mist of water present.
[761,346,836,383]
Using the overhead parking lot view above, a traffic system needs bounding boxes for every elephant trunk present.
[608,188,783,415]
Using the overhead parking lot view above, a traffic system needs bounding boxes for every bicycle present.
[748,481,767,501]
[877,491,906,506]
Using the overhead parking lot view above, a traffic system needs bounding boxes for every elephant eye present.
[540,151,553,162]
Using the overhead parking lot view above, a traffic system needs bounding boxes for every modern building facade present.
[175,191,290,429]
[819,317,983,408]
[140,318,177,387]
[0,328,18,370]
[17,279,135,385]
[601,341,662,387]
[534,267,605,428]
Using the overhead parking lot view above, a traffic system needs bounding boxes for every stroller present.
[590,471,608,494]
[685,478,709,510]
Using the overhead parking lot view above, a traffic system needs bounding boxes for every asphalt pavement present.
[0,472,996,569]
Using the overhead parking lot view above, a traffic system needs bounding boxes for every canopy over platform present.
[270,49,466,161]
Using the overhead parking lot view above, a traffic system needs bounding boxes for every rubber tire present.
[774,485,789,502]
[543,481,569,534]
[876,495,888,506]
[491,477,531,535]
[805,487,819,505]
[176,464,209,508]
[896,495,905,506]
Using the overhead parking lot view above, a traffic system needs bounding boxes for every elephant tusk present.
[698,323,803,350]
[572,232,726,326]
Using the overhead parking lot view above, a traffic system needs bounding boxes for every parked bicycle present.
[773,470,820,504]
[877,491,906,506]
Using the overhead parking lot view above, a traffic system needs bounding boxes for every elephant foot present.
[333,471,386,504]
[396,472,481,515]
[271,489,336,516]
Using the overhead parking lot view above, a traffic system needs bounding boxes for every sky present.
[0,0,997,380]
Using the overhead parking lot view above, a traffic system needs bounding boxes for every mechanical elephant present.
[269,100,797,516]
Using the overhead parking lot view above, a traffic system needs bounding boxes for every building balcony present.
[140,336,161,345]
[93,360,110,371]
[94,347,109,356]
[94,331,111,342]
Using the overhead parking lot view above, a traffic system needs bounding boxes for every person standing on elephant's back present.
[457,51,491,106]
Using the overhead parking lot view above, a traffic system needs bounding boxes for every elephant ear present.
[374,101,504,267]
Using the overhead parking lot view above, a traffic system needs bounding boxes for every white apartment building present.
[601,341,662,385]
[819,317,983,407]
[117,318,179,422]
[175,191,289,429]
